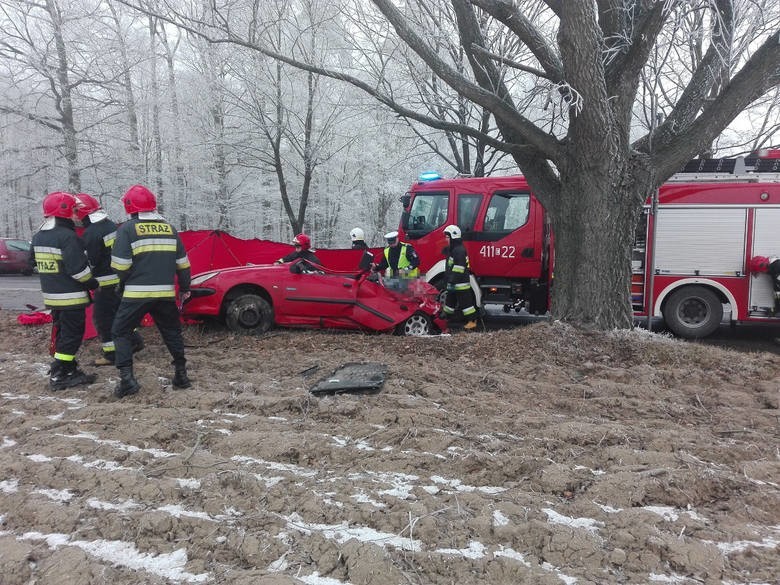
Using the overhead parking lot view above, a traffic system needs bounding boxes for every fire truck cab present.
[398,174,551,314]
[398,150,780,338]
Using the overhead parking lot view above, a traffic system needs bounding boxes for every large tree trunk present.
[45,0,80,193]
[159,28,188,229]
[108,2,142,179]
[148,16,164,206]
[548,160,649,330]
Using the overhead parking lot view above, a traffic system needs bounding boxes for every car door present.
[276,266,360,327]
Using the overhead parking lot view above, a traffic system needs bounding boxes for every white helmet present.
[444,224,462,239]
[350,227,365,242]
[384,230,399,242]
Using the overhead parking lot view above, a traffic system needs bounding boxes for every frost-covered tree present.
[123,0,780,330]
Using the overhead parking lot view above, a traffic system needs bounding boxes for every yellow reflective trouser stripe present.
[462,306,477,316]
[102,341,115,352]
[454,283,471,290]
[443,306,455,313]
[176,257,190,268]
[54,353,75,361]
[45,298,90,307]
[452,265,466,273]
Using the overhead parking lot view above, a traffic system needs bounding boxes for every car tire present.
[396,312,432,336]
[663,285,723,339]
[225,294,273,335]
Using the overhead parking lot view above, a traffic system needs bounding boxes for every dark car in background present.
[0,238,33,275]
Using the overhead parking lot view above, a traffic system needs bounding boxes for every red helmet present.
[750,255,771,273]
[121,185,157,214]
[293,233,311,250]
[42,191,78,219]
[74,193,101,221]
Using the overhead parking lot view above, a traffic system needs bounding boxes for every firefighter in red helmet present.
[75,193,143,366]
[274,233,322,271]
[32,191,99,390]
[110,185,192,398]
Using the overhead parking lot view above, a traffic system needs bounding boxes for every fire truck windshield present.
[403,191,448,237]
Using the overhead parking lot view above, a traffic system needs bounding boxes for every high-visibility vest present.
[384,243,418,278]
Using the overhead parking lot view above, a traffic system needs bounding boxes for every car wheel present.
[396,312,432,336]
[225,294,273,335]
[663,285,723,339]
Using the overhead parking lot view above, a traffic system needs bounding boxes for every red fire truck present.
[397,151,780,338]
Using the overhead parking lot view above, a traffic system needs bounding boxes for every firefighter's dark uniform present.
[110,214,191,392]
[32,217,98,387]
[81,213,123,362]
[277,249,322,271]
[352,242,374,272]
[443,239,477,324]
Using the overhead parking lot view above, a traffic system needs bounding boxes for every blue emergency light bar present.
[418,170,441,182]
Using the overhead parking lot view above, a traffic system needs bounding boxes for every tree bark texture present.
[45,0,80,193]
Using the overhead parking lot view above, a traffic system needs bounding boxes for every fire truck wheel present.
[396,312,432,336]
[663,285,723,339]
[225,294,273,335]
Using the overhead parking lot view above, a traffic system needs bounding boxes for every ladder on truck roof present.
[667,149,780,183]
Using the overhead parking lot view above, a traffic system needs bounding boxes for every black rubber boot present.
[172,365,191,389]
[114,366,140,398]
[50,361,97,391]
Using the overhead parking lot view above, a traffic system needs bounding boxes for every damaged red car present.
[182,260,447,336]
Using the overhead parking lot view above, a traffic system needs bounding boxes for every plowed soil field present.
[1,314,778,585]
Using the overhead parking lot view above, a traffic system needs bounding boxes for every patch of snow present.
[540,561,578,584]
[299,572,353,585]
[493,510,510,527]
[543,508,603,533]
[493,546,531,566]
[1,436,16,448]
[0,479,19,493]
[435,540,486,559]
[26,453,52,462]
[649,573,688,583]
[284,513,421,552]
[177,478,201,489]
[430,475,507,494]
[19,531,209,583]
[34,488,73,502]
[644,506,679,522]
[87,498,142,512]
[594,502,623,514]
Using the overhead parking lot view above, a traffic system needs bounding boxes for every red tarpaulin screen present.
[179,230,383,275]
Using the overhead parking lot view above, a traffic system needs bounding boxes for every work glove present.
[446,283,455,292]
[84,278,100,291]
